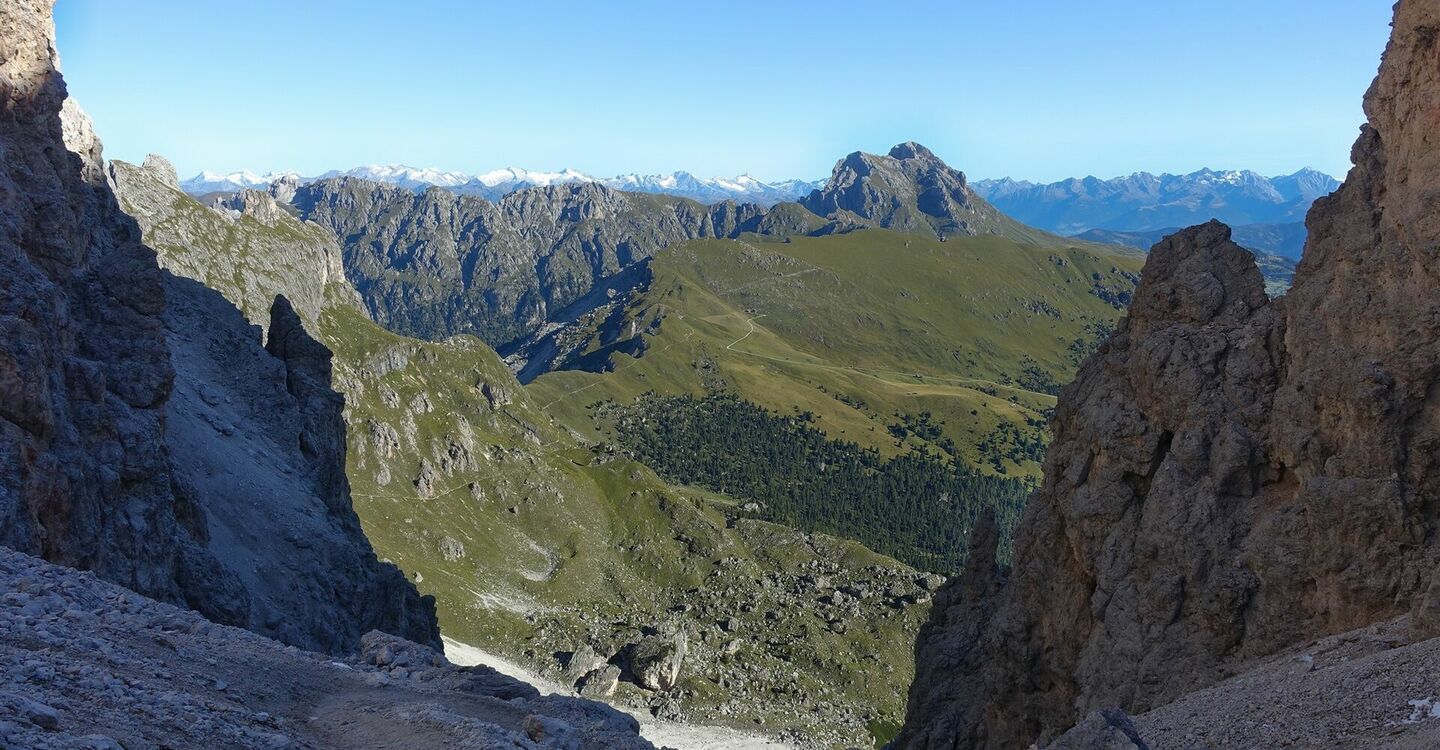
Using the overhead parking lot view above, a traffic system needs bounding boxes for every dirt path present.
[725,313,768,351]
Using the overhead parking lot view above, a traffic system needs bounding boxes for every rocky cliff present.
[0,0,437,654]
[896,3,1440,747]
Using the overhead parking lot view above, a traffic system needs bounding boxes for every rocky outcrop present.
[0,0,437,654]
[896,3,1440,747]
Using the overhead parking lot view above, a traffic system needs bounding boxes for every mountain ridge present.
[973,167,1341,236]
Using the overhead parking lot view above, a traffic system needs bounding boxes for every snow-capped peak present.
[470,167,594,188]
[180,169,303,194]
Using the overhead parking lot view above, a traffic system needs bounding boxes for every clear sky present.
[53,0,1395,183]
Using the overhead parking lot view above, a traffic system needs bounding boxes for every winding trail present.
[725,314,767,351]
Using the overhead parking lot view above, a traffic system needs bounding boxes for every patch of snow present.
[1404,697,1440,723]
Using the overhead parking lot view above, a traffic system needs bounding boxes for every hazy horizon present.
[54,0,1392,182]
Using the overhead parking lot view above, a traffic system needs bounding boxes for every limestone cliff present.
[0,0,438,654]
[896,2,1440,747]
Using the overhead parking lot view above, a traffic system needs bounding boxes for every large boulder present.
[623,628,688,692]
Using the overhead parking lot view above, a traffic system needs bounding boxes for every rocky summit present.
[800,141,1028,240]
[896,2,1440,747]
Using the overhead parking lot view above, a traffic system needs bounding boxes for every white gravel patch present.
[442,637,794,749]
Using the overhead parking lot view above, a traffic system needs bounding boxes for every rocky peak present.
[896,2,1440,747]
[1126,220,1269,332]
[214,188,288,226]
[888,140,939,161]
[141,153,179,187]
[800,141,1014,239]
[268,172,301,203]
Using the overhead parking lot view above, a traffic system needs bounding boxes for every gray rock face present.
[1046,710,1148,750]
[896,3,1440,747]
[0,0,437,655]
[0,0,196,609]
[164,283,439,650]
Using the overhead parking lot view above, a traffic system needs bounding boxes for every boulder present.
[624,629,688,691]
[578,665,622,699]
[564,644,607,683]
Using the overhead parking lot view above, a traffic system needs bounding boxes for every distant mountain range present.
[1076,222,1310,260]
[180,165,824,206]
[972,168,1340,237]
[184,163,1342,244]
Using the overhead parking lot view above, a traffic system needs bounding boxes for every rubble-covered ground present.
[0,546,652,750]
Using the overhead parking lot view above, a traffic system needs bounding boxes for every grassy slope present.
[529,229,1144,477]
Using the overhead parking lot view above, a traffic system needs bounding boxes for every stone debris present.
[0,547,653,750]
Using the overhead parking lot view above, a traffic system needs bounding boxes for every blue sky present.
[54,0,1394,182]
